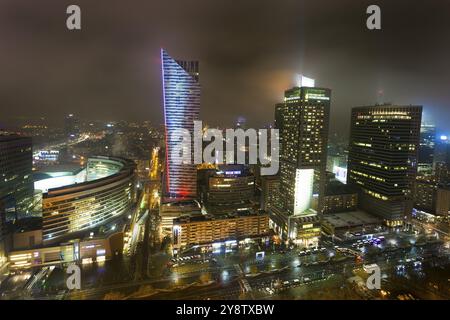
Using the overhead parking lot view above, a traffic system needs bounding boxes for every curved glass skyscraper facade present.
[161,49,200,198]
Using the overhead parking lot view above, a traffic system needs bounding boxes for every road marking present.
[234,264,252,292]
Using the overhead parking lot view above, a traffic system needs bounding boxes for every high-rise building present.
[276,85,331,214]
[65,114,80,141]
[436,186,450,217]
[161,49,200,199]
[204,165,255,214]
[0,135,34,220]
[347,105,422,226]
[434,135,450,166]
[323,181,358,214]
[413,176,437,214]
[418,124,436,174]
[270,80,330,246]
[261,175,279,211]
[435,162,449,184]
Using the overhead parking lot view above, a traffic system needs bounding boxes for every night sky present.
[1,0,450,135]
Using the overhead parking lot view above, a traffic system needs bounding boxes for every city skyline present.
[1,0,450,136]
[1,0,450,304]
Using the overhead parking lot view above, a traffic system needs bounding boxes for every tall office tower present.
[434,136,450,174]
[261,175,279,211]
[161,49,200,199]
[64,114,80,141]
[435,162,449,184]
[276,85,331,214]
[418,124,436,175]
[270,79,330,246]
[0,135,34,220]
[347,105,422,226]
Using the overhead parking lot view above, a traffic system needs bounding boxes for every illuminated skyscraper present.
[347,105,422,226]
[0,135,34,220]
[64,114,80,141]
[418,123,436,174]
[276,85,331,214]
[434,135,450,179]
[270,79,331,246]
[161,49,200,198]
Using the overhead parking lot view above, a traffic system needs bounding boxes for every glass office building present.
[161,49,200,199]
[270,83,331,246]
[347,105,422,225]
[418,124,436,174]
[41,156,135,243]
[0,135,34,220]
[275,86,331,215]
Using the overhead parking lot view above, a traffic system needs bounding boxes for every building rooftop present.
[0,134,31,142]
[326,180,357,196]
[173,209,267,224]
[322,211,380,229]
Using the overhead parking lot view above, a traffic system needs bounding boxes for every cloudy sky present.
[1,0,450,135]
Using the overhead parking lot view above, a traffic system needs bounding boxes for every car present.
[293,279,300,283]
[283,281,290,285]
[303,277,311,282]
